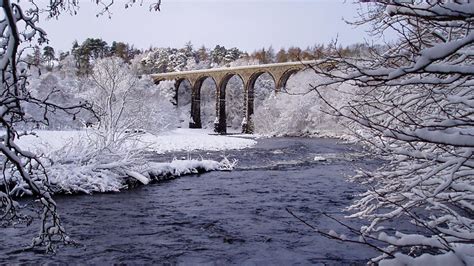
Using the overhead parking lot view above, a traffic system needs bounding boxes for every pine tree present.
[43,46,56,69]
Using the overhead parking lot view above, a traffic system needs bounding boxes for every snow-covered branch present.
[307,1,474,264]
[0,0,162,252]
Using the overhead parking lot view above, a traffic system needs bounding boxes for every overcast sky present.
[39,0,391,53]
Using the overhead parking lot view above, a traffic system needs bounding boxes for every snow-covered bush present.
[24,72,85,130]
[82,57,179,150]
[8,135,236,195]
[253,70,353,137]
[81,57,140,150]
[139,80,179,132]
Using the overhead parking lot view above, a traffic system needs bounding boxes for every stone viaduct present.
[151,60,318,134]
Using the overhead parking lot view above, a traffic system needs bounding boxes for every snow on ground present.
[47,158,237,194]
[138,128,256,153]
[5,128,253,195]
[13,128,257,154]
[15,130,87,153]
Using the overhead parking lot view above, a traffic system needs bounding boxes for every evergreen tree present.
[42,46,56,69]
[26,45,42,67]
[224,47,241,64]
[183,41,194,58]
[197,45,209,63]
[210,45,227,66]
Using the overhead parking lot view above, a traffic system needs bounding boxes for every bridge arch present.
[195,75,217,87]
[173,77,193,105]
[173,78,194,128]
[248,71,276,91]
[193,75,218,129]
[216,73,246,134]
[175,77,191,90]
[243,71,277,134]
[218,72,246,89]
[276,68,301,92]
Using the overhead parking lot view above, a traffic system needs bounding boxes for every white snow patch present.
[379,244,474,266]
[313,156,327,162]
[13,128,256,154]
[46,158,236,194]
[147,158,236,177]
[126,170,150,185]
[15,130,88,152]
[139,128,256,153]
[272,149,284,154]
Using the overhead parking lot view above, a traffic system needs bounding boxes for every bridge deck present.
[151,60,318,79]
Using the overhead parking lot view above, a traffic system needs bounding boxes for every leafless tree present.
[305,1,473,264]
[0,0,161,252]
[84,57,140,150]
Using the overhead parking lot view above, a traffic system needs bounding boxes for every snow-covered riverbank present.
[14,128,257,154]
[4,128,254,195]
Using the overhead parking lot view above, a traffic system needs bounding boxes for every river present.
[1,137,383,265]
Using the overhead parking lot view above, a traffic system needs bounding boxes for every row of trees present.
[25,46,57,70]
[132,42,380,73]
[251,43,378,64]
[30,39,380,76]
[26,38,141,75]
[71,39,141,75]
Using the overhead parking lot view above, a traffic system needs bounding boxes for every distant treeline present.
[26,38,383,75]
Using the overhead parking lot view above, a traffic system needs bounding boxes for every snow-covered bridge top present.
[151,60,319,90]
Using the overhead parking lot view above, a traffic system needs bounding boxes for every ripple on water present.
[1,137,383,264]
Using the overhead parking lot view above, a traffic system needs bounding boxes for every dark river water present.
[1,137,383,265]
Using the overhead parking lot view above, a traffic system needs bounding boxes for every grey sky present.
[39,0,389,53]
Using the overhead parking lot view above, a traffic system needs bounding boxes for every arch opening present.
[227,74,245,133]
[243,71,276,133]
[216,73,245,134]
[248,71,276,104]
[195,76,218,129]
[277,68,300,92]
[175,78,193,128]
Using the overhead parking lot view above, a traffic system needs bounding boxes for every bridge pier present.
[189,86,201,128]
[242,79,255,134]
[244,87,254,134]
[172,82,179,106]
[215,80,227,135]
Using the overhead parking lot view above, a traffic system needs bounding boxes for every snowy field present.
[14,128,257,154]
